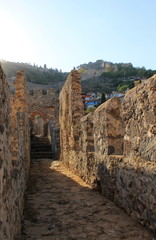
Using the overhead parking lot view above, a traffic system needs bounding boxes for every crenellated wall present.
[0,66,30,240]
[59,71,156,233]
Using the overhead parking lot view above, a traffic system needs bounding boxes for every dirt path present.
[22,159,155,240]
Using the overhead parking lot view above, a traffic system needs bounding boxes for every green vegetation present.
[100,64,153,79]
[81,63,156,93]
[101,92,106,103]
[117,81,135,92]
[77,66,88,75]
[84,107,96,115]
[1,61,68,85]
[1,60,156,93]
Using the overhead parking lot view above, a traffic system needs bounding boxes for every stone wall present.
[59,70,83,167]
[0,66,30,240]
[123,76,156,161]
[29,88,59,137]
[47,121,60,159]
[59,71,156,233]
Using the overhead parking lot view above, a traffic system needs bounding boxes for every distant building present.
[82,95,92,109]
[85,99,101,109]
[82,93,101,109]
[105,92,125,100]
[86,92,96,98]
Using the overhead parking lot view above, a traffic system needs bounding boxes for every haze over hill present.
[1,60,156,93]
[1,61,68,90]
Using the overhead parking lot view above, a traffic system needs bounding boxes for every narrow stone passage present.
[22,159,154,240]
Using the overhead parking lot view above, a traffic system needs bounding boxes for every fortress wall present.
[0,67,30,240]
[59,71,156,232]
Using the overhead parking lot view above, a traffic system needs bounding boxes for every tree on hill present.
[101,92,106,103]
[1,61,68,85]
[117,81,135,92]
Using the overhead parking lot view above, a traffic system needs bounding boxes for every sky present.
[0,0,156,72]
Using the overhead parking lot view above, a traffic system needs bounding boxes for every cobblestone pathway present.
[22,159,155,240]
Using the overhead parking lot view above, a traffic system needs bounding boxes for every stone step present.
[31,138,50,144]
[31,145,52,151]
[31,136,53,159]
[31,143,51,147]
[31,152,53,159]
[31,141,51,145]
[31,140,50,144]
[31,142,51,147]
[31,136,49,140]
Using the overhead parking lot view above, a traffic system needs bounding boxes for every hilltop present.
[1,60,68,90]
[77,60,156,93]
[1,60,156,93]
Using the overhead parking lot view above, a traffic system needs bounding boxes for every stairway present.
[31,136,53,159]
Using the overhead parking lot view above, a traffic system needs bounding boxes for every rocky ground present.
[22,159,155,240]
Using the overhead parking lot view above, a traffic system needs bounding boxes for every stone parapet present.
[59,71,156,233]
[123,75,156,161]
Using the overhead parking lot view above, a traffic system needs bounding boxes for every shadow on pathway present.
[22,159,155,240]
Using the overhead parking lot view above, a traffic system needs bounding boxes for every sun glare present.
[0,8,32,63]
